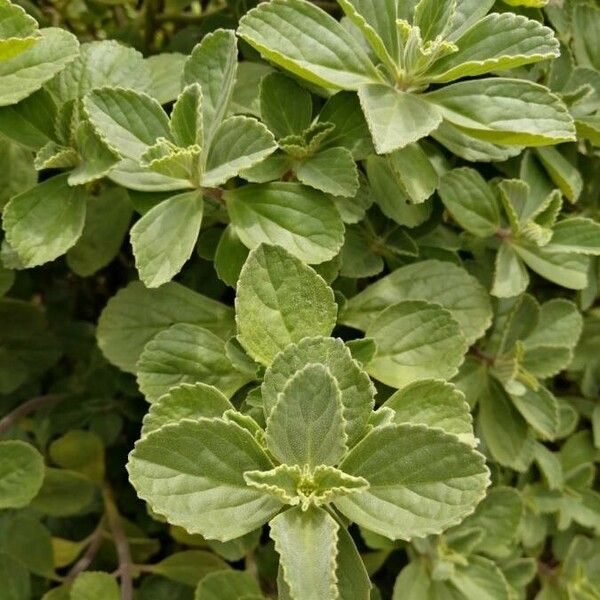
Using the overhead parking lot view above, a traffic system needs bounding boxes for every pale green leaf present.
[492,243,530,298]
[237,0,381,90]
[66,185,132,277]
[3,173,86,267]
[136,323,252,402]
[357,84,442,154]
[336,524,371,600]
[429,13,559,83]
[392,562,431,600]
[259,72,312,139]
[270,506,339,600]
[0,28,79,106]
[0,140,36,208]
[214,225,249,288]
[548,218,600,256]
[295,147,359,197]
[524,299,583,351]
[0,440,44,509]
[45,40,150,106]
[130,191,203,288]
[511,386,559,441]
[265,364,347,468]
[382,379,475,446]
[572,2,600,71]
[195,570,262,600]
[341,259,492,345]
[413,0,457,42]
[450,557,511,600]
[226,182,344,264]
[127,418,282,541]
[426,78,576,146]
[364,300,467,388]
[387,142,439,204]
[146,52,186,104]
[535,147,582,203]
[183,29,238,147]
[203,116,276,187]
[438,168,500,237]
[83,87,171,160]
[97,281,234,373]
[512,240,589,289]
[141,383,233,437]
[336,423,489,540]
[261,337,374,447]
[170,83,203,148]
[235,245,337,365]
[478,380,533,472]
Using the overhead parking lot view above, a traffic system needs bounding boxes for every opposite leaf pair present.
[128,339,490,600]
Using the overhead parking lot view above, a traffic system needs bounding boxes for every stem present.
[202,187,225,203]
[0,394,67,436]
[103,487,133,600]
[64,519,106,583]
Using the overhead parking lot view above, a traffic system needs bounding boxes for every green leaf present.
[511,386,559,441]
[170,83,203,148]
[0,28,79,106]
[0,440,44,509]
[31,468,95,517]
[183,29,238,148]
[141,383,234,437]
[83,88,171,160]
[127,418,282,541]
[140,138,200,182]
[147,551,228,587]
[130,191,203,288]
[70,572,119,600]
[336,423,489,540]
[357,84,443,154]
[426,79,576,146]
[341,259,492,345]
[364,300,467,388]
[245,463,368,508]
[203,116,276,187]
[0,0,38,59]
[387,143,439,204]
[270,506,339,600]
[146,52,186,104]
[438,168,500,237]
[0,140,36,208]
[237,0,381,90]
[194,570,262,600]
[365,155,433,227]
[214,225,249,288]
[548,218,600,256]
[429,13,559,83]
[336,524,371,600]
[235,245,337,365]
[137,323,252,402]
[572,2,600,71]
[265,364,347,468]
[45,40,151,107]
[49,430,104,481]
[259,72,312,139]
[450,557,511,600]
[0,554,29,600]
[3,514,55,577]
[413,0,456,42]
[492,243,529,298]
[261,337,374,447]
[97,281,234,373]
[447,0,495,41]
[226,182,344,264]
[295,147,359,197]
[3,173,86,267]
[451,487,523,559]
[478,380,533,472]
[66,185,131,277]
[382,380,475,446]
[512,240,589,290]
[392,562,432,600]
[535,147,582,203]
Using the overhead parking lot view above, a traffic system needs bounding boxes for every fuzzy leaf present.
[226,182,344,264]
[336,424,489,540]
[130,191,203,288]
[127,418,282,542]
[265,364,347,468]
[235,245,337,365]
[295,147,359,197]
[136,323,252,402]
[237,0,380,90]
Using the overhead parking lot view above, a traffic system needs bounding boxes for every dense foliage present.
[0,0,599,598]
